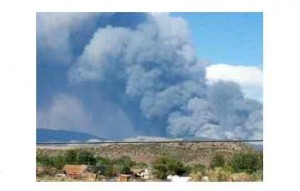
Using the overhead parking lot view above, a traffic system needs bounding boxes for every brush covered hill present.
[37,141,259,166]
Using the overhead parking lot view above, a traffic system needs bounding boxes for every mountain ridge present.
[37,128,107,143]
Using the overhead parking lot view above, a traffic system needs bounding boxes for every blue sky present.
[172,12,263,67]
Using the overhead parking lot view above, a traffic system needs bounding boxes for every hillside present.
[37,142,259,166]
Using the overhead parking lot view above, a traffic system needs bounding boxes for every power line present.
[37,139,263,145]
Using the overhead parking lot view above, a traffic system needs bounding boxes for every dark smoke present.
[68,13,262,139]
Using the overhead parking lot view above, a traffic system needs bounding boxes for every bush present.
[94,156,113,176]
[230,152,263,173]
[114,156,135,175]
[210,154,225,169]
[191,164,207,175]
[118,164,131,174]
[51,155,66,169]
[76,150,96,165]
[134,162,148,169]
[152,155,188,180]
[64,149,96,165]
[37,153,66,169]
[65,150,77,164]
[208,167,231,181]
[37,149,97,169]
[115,156,135,167]
[37,153,52,166]
[190,171,203,181]
[250,169,263,181]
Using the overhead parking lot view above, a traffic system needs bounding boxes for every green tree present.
[37,153,52,166]
[210,153,225,169]
[114,156,135,174]
[65,149,77,164]
[76,150,96,165]
[152,155,187,180]
[118,164,131,174]
[134,162,148,169]
[230,152,262,173]
[115,156,135,167]
[51,155,66,169]
[95,156,115,177]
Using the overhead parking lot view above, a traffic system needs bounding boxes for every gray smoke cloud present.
[66,13,262,140]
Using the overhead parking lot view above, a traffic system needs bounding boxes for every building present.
[131,168,150,179]
[118,174,132,182]
[63,165,88,179]
[167,175,192,182]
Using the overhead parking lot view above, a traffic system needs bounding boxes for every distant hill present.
[248,143,263,151]
[37,128,106,143]
[37,141,259,166]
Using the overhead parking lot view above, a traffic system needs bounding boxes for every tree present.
[51,155,66,169]
[152,155,187,180]
[65,149,96,165]
[65,150,77,164]
[115,156,135,174]
[230,152,262,173]
[37,153,52,166]
[210,153,225,169]
[76,150,96,165]
[115,156,135,167]
[134,162,148,169]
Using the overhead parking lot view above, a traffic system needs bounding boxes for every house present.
[167,175,192,182]
[131,168,150,179]
[63,165,88,179]
[118,174,132,182]
[141,169,149,179]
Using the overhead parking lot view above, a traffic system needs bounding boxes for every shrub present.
[118,164,131,174]
[93,156,116,177]
[230,172,252,181]
[134,162,148,169]
[191,164,207,175]
[210,154,225,169]
[51,155,66,169]
[250,169,263,181]
[230,152,262,173]
[114,156,135,175]
[208,167,231,181]
[64,149,96,165]
[76,150,96,165]
[190,171,203,181]
[65,150,77,164]
[152,155,188,180]
[37,153,52,166]
[115,156,135,167]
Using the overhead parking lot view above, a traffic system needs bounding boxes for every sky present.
[172,12,263,101]
[37,13,263,139]
[172,12,263,67]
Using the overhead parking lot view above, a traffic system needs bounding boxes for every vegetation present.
[230,152,263,173]
[152,155,189,179]
[210,153,226,169]
[37,143,263,181]
[114,156,135,174]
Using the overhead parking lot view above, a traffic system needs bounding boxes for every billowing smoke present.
[38,13,263,140]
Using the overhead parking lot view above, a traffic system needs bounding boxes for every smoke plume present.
[38,13,263,140]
